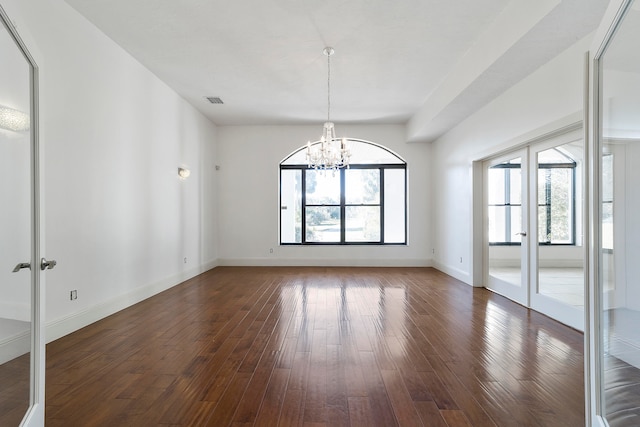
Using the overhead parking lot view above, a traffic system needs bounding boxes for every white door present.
[0,6,47,427]
[484,131,585,331]
[484,148,529,306]
[589,0,640,423]
[528,137,584,330]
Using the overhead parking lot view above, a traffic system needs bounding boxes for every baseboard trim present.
[45,260,218,343]
[432,260,474,286]
[217,258,432,268]
[0,330,29,364]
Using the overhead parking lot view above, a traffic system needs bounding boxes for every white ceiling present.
[64,0,608,142]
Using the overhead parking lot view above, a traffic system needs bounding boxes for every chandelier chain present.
[327,51,331,123]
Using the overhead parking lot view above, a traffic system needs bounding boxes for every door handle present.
[40,258,57,270]
[12,262,31,273]
[515,231,527,236]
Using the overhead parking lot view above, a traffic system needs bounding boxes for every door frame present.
[0,4,45,426]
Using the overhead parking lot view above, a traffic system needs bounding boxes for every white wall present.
[1,0,219,341]
[602,72,640,311]
[431,34,592,284]
[622,142,640,310]
[217,124,432,266]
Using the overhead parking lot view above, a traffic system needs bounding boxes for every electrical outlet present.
[70,290,77,300]
[184,257,187,264]
[269,248,274,254]
[460,257,463,263]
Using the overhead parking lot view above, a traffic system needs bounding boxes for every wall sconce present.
[0,105,30,132]
[178,167,191,179]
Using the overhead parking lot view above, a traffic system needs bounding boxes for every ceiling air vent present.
[205,96,224,104]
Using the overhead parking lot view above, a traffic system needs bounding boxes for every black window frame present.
[488,159,577,246]
[488,162,522,246]
[279,142,407,246]
[537,161,576,246]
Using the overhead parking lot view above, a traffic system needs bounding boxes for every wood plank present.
[302,329,328,424]
[414,401,449,427]
[254,368,291,426]
[347,396,375,427]
[380,368,423,427]
[440,409,473,427]
[277,388,304,427]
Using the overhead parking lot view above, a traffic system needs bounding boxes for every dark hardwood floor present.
[35,267,586,426]
[0,352,29,426]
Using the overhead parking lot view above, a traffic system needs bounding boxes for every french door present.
[484,131,585,331]
[0,5,47,426]
[485,149,529,306]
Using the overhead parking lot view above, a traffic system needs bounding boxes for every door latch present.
[40,258,57,270]
[12,262,31,273]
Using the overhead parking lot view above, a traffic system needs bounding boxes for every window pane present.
[306,206,340,242]
[538,167,551,243]
[281,170,302,243]
[488,168,505,204]
[509,167,522,205]
[349,141,405,164]
[549,168,572,243]
[346,169,380,204]
[511,205,522,243]
[538,206,550,243]
[538,169,549,205]
[601,153,613,250]
[488,205,522,243]
[282,139,405,165]
[384,169,405,243]
[602,202,613,250]
[538,147,573,163]
[538,146,576,245]
[602,153,613,202]
[488,206,507,243]
[346,206,380,242]
[306,170,340,205]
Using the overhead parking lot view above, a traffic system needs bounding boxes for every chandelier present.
[306,47,351,171]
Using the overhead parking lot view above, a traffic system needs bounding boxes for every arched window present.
[280,139,407,245]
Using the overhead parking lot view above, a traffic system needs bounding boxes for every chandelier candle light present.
[306,47,351,171]
[0,105,30,132]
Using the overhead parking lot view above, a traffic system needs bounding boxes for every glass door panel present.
[0,12,33,427]
[530,140,584,331]
[486,151,528,305]
[599,1,640,423]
